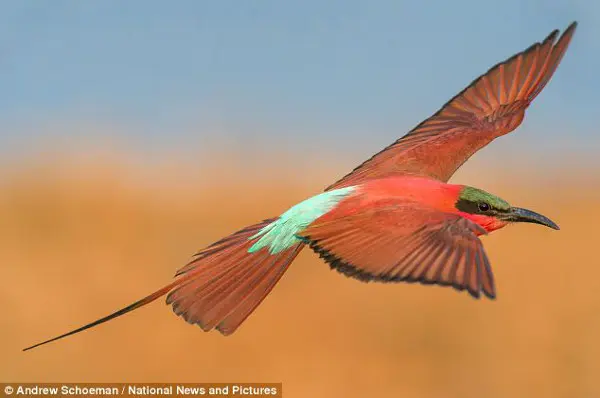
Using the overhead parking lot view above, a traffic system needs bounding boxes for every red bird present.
[24,22,576,351]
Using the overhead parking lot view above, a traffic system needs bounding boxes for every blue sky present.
[0,1,597,163]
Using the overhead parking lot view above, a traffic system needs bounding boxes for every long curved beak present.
[504,207,560,230]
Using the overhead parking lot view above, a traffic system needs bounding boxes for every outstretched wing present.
[300,200,495,299]
[327,22,576,190]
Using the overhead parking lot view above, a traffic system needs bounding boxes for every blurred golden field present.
[1,150,600,398]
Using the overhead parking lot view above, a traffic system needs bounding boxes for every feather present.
[327,22,576,189]
[301,199,496,299]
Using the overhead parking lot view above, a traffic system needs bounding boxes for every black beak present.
[504,207,560,230]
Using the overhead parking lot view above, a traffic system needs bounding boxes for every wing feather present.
[327,23,576,190]
[301,202,496,299]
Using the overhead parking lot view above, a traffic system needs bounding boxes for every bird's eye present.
[478,202,490,212]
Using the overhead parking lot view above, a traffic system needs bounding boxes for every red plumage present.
[23,22,576,351]
[165,220,303,334]
[300,178,495,299]
[327,22,577,188]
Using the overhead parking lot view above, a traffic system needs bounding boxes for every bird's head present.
[454,186,559,233]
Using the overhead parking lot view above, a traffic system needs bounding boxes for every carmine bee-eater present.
[24,22,576,351]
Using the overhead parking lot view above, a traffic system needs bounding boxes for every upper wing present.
[327,22,577,190]
[300,200,495,299]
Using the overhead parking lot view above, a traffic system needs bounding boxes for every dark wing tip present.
[465,285,481,299]
[541,21,577,46]
[558,21,578,44]
[544,29,560,44]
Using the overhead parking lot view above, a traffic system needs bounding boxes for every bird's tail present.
[23,218,304,351]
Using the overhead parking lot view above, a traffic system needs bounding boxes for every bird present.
[23,22,576,351]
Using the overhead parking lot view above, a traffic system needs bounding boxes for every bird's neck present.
[457,212,509,234]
